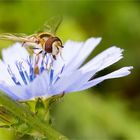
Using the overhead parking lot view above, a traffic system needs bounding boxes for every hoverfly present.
[0,16,63,60]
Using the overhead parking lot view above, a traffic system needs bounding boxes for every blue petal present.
[48,70,83,96]
[72,67,133,92]
[64,38,101,72]
[0,84,20,100]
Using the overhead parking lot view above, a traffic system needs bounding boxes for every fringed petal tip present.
[123,66,133,75]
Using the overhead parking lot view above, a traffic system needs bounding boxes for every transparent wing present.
[0,33,35,42]
[37,16,62,35]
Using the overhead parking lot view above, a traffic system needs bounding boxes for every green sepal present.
[35,98,49,122]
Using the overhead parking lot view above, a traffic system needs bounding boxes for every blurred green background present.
[0,0,140,140]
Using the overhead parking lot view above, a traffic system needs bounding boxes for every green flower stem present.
[0,92,69,140]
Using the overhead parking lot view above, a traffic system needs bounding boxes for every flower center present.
[7,55,65,86]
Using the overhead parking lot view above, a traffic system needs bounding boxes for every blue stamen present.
[60,64,65,74]
[24,71,30,81]
[40,60,45,73]
[30,67,34,81]
[7,65,21,85]
[53,64,65,84]
[16,62,28,85]
[54,76,60,84]
[50,68,54,84]
[27,56,35,81]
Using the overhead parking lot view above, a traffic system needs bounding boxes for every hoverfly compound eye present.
[45,37,63,52]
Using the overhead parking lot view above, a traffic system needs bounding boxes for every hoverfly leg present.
[37,50,43,55]
[42,52,48,67]
[42,52,46,60]
[34,50,43,75]
[52,55,56,60]
[22,42,26,47]
[59,49,64,61]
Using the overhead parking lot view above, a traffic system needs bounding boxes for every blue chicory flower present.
[0,38,133,100]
